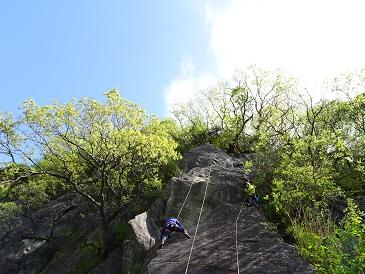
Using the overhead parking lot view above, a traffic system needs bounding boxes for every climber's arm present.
[175,220,185,232]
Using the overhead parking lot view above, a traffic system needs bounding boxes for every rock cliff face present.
[127,144,314,273]
[0,144,314,273]
[0,193,128,274]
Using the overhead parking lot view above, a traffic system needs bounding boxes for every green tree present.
[0,90,180,253]
[172,66,297,153]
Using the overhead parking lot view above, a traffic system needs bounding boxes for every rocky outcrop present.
[329,196,365,225]
[0,144,315,273]
[0,194,124,274]
[127,144,314,273]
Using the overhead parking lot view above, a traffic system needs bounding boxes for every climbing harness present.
[235,196,246,274]
[184,164,212,274]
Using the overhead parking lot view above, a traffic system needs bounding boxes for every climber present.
[243,181,259,207]
[159,217,190,249]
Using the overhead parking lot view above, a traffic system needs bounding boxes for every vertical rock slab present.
[143,144,314,273]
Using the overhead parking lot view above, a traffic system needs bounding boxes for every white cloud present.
[165,0,365,113]
[164,57,216,115]
[209,0,365,95]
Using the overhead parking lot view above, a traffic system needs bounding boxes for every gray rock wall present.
[0,144,315,273]
[127,144,314,273]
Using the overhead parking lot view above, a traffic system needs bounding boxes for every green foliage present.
[0,163,65,231]
[0,201,21,232]
[243,160,252,174]
[12,177,57,208]
[70,241,103,274]
[114,223,128,243]
[60,227,73,237]
[0,112,20,163]
[173,121,216,154]
[126,262,144,274]
[0,90,180,245]
[35,91,177,200]
[0,185,8,199]
[173,67,365,272]
[0,67,364,272]
[292,200,365,273]
[271,138,341,220]
[253,94,365,271]
[172,66,297,153]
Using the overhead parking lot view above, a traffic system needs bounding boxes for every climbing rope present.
[177,170,204,219]
[184,164,212,274]
[235,196,247,274]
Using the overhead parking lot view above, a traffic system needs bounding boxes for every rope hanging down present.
[235,196,247,274]
[184,164,212,274]
[177,170,204,219]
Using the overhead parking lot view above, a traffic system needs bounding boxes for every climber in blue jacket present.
[159,217,190,249]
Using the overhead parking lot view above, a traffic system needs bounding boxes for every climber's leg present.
[247,195,253,206]
[159,236,167,249]
[253,195,260,207]
[176,226,190,239]
[159,230,170,249]
[183,229,191,239]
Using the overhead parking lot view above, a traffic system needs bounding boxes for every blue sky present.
[1,1,365,117]
[0,0,213,117]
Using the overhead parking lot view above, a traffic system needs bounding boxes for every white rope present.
[235,196,247,274]
[184,165,212,274]
[177,170,203,219]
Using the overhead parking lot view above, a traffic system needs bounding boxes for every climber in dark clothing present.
[159,217,190,249]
